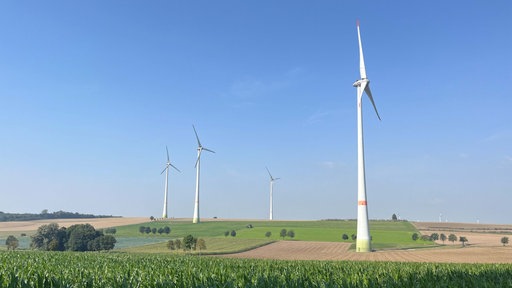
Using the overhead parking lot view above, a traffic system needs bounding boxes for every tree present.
[174,239,182,250]
[144,227,151,234]
[183,235,197,251]
[163,226,171,234]
[459,236,468,247]
[440,233,447,244]
[230,230,237,237]
[412,233,419,241]
[151,228,157,234]
[392,214,398,221]
[66,224,101,252]
[5,235,19,250]
[265,231,272,238]
[167,240,175,250]
[197,238,206,251]
[501,236,509,246]
[448,234,457,244]
[351,234,357,241]
[280,229,287,239]
[139,226,146,234]
[150,216,155,221]
[31,223,67,251]
[287,230,295,239]
[224,231,230,237]
[430,233,439,241]
[342,234,349,241]
[158,228,164,235]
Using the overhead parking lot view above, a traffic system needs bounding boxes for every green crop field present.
[113,219,435,252]
[1,251,511,287]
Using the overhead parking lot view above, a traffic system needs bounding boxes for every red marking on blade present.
[358,200,367,206]
[356,19,360,27]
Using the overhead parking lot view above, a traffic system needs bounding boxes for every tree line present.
[139,226,171,235]
[0,210,114,222]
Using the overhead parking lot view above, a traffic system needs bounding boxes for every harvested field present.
[0,217,148,233]
[222,240,512,263]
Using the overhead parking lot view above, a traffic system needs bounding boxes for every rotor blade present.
[274,177,281,181]
[202,147,215,153]
[170,164,181,172]
[364,83,381,121]
[166,146,170,162]
[357,20,367,79]
[160,165,168,175]
[192,125,202,147]
[265,167,273,180]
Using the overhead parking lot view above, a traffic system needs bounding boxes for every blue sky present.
[1,1,511,224]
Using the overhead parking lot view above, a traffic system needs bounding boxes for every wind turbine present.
[352,20,381,252]
[161,146,180,219]
[266,167,280,220]
[192,125,215,224]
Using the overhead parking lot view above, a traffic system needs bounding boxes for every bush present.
[342,234,349,240]
[265,231,272,238]
[231,230,237,237]
[5,235,19,250]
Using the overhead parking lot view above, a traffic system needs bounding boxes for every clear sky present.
[1,1,511,224]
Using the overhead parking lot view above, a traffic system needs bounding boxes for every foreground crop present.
[1,251,512,287]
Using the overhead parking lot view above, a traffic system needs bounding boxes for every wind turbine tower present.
[192,125,215,224]
[161,146,180,219]
[266,167,280,220]
[353,20,381,252]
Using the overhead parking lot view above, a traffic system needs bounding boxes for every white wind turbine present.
[266,167,280,220]
[352,20,381,252]
[161,146,180,219]
[192,125,215,224]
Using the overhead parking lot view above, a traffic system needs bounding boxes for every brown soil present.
[222,241,512,263]
[223,222,512,263]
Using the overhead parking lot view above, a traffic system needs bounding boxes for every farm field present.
[1,251,512,287]
[2,217,512,263]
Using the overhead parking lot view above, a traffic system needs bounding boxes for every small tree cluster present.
[279,229,295,239]
[138,226,170,235]
[501,236,509,246]
[182,235,206,251]
[31,223,116,252]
